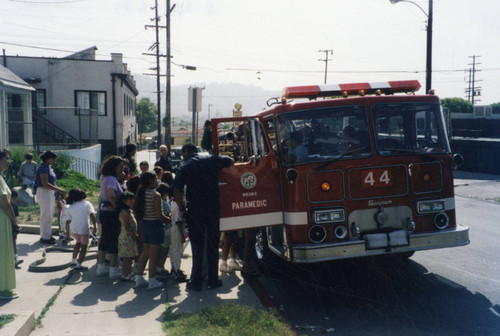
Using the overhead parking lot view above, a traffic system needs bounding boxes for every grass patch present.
[17,170,100,226]
[0,314,16,329]
[162,303,294,336]
[57,171,100,195]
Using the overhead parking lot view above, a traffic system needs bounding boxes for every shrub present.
[3,148,29,188]
[52,153,74,179]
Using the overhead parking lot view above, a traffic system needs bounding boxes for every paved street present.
[255,171,500,336]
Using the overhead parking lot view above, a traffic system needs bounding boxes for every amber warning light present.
[282,80,421,100]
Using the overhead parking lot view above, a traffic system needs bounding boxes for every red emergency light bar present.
[282,80,421,100]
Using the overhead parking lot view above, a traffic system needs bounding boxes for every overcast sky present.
[1,0,499,105]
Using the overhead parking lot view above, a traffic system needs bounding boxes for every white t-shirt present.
[67,200,96,235]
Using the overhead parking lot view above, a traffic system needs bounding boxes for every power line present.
[8,0,88,3]
[0,41,149,62]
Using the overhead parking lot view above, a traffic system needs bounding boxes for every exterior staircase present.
[32,113,80,146]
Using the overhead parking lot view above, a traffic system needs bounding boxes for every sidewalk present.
[0,233,262,336]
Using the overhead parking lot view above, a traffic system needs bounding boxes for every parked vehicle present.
[212,80,469,263]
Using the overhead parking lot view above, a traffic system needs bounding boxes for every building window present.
[75,91,106,116]
[123,94,135,117]
[7,94,25,144]
[32,89,47,115]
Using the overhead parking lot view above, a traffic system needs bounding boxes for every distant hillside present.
[133,74,279,122]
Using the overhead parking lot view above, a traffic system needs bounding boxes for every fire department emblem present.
[241,172,257,189]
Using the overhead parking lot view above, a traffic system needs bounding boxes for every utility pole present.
[318,50,333,84]
[465,55,482,105]
[143,0,166,147]
[165,0,176,150]
[425,0,433,94]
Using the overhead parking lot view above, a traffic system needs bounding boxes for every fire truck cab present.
[212,80,469,263]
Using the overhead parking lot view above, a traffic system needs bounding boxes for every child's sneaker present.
[228,258,242,271]
[109,266,122,280]
[96,263,109,277]
[171,269,188,282]
[220,261,232,273]
[69,259,78,268]
[73,262,88,271]
[134,275,148,289]
[148,277,163,289]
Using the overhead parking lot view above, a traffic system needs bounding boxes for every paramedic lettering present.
[232,200,268,210]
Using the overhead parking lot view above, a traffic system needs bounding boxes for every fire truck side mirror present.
[452,153,464,168]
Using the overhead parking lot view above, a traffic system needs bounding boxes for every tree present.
[440,98,473,113]
[491,102,500,114]
[136,98,157,133]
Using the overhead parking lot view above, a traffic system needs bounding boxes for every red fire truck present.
[212,80,469,263]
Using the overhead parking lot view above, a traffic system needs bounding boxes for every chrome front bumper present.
[278,224,469,263]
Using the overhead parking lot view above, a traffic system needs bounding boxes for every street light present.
[390,0,433,94]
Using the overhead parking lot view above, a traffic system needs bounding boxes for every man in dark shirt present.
[154,144,173,172]
[172,143,233,291]
[201,120,213,153]
[122,143,137,175]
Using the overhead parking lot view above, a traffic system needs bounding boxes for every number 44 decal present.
[363,169,392,187]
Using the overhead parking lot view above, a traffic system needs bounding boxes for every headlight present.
[313,209,345,224]
[417,200,445,214]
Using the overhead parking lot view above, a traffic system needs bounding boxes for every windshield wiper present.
[315,146,366,171]
[383,148,420,154]
[381,147,443,162]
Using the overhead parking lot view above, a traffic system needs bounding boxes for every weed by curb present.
[35,270,75,326]
[0,314,16,329]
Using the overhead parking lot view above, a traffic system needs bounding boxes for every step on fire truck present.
[212,80,469,263]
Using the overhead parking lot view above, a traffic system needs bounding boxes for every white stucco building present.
[3,47,138,155]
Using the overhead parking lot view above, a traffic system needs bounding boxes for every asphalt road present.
[256,173,500,336]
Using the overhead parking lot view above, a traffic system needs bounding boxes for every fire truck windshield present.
[276,105,372,166]
[275,102,450,166]
[372,102,450,156]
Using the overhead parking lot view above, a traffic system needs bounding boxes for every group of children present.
[55,159,187,289]
[13,154,243,288]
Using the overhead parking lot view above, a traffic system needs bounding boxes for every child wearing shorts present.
[66,188,96,270]
[133,172,170,289]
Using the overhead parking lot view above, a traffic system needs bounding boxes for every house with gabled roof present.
[0,64,34,149]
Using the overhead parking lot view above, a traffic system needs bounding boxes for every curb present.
[19,224,58,236]
[0,311,35,336]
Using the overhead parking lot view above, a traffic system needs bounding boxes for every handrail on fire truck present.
[281,80,422,101]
